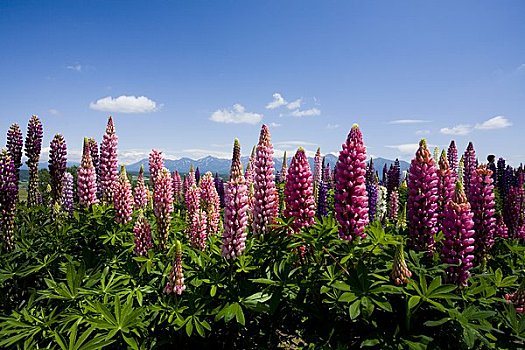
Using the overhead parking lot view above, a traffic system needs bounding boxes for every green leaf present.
[349,299,361,320]
[339,292,358,303]
[210,285,217,297]
[408,296,421,310]
[185,318,194,337]
[424,318,450,327]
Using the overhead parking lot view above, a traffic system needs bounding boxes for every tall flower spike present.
[322,157,330,183]
[441,182,475,286]
[505,280,525,314]
[366,159,378,222]
[87,138,100,198]
[48,134,68,206]
[0,150,18,251]
[221,138,249,258]
[407,139,439,252]
[388,189,399,223]
[458,155,465,185]
[25,115,43,206]
[497,158,507,199]
[134,165,148,210]
[252,124,279,236]
[447,140,458,176]
[186,184,207,249]
[134,211,153,256]
[280,151,288,184]
[172,170,182,203]
[6,123,23,184]
[113,165,133,224]
[284,148,316,233]
[313,148,322,199]
[154,168,174,249]
[504,184,525,239]
[245,145,256,185]
[214,173,225,208]
[165,240,186,295]
[495,213,508,238]
[148,149,164,187]
[77,138,98,207]
[200,172,221,236]
[195,167,201,185]
[376,185,387,222]
[391,244,412,285]
[387,159,401,200]
[334,124,369,241]
[437,150,455,227]
[316,180,328,219]
[463,142,477,200]
[61,172,74,214]
[99,116,118,202]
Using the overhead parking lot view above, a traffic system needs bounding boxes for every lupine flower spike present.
[463,142,477,200]
[376,185,387,222]
[99,116,118,202]
[77,138,98,207]
[200,172,221,236]
[313,147,322,200]
[437,150,455,226]
[48,134,68,206]
[447,140,458,176]
[388,189,399,223]
[148,149,164,187]
[505,280,525,314]
[154,168,174,249]
[6,123,23,184]
[25,115,43,206]
[134,210,153,257]
[214,174,225,208]
[391,243,412,285]
[0,150,18,251]
[172,170,182,203]
[458,155,465,186]
[113,165,133,224]
[186,184,207,250]
[221,138,249,259]
[366,159,378,222]
[165,240,186,296]
[245,146,256,185]
[284,148,316,233]
[61,172,74,214]
[134,165,148,210]
[280,151,288,184]
[316,180,328,219]
[335,124,369,241]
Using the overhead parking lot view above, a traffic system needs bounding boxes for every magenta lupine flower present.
[185,183,208,249]
[165,240,186,296]
[61,172,74,214]
[25,115,43,206]
[87,138,99,179]
[187,165,196,187]
[133,165,148,210]
[463,142,477,200]
[505,280,525,314]
[200,172,221,236]
[113,165,133,224]
[495,213,509,238]
[252,124,279,236]
[391,244,412,285]
[0,150,18,251]
[172,170,182,202]
[470,165,496,265]
[48,134,68,205]
[388,189,399,222]
[313,147,322,191]
[185,182,200,214]
[133,211,153,256]
[245,145,256,185]
[407,139,439,252]
[437,150,455,226]
[6,123,23,184]
[99,116,118,202]
[504,185,525,239]
[441,182,475,286]
[447,140,458,176]
[284,148,316,233]
[334,124,369,241]
[77,138,98,207]
[221,139,249,258]
[154,168,174,249]
[148,149,164,186]
[280,151,288,184]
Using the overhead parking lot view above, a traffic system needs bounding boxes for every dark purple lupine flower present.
[497,157,506,196]
[195,167,201,185]
[463,142,477,200]
[487,155,497,184]
[504,184,525,240]
[221,139,249,258]
[382,163,388,186]
[99,116,118,202]
[335,124,369,241]
[165,240,186,295]
[447,140,458,176]
[441,182,475,286]
[134,211,153,257]
[366,158,378,222]
[0,149,18,251]
[387,159,400,200]
[25,115,43,206]
[48,134,68,205]
[6,123,23,184]
[77,138,98,207]
[437,150,455,227]
[252,125,279,236]
[214,173,225,208]
[61,172,74,214]
[316,180,328,219]
[284,148,316,233]
[407,139,439,252]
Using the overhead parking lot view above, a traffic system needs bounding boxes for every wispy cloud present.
[326,123,339,129]
[516,63,525,74]
[90,95,159,114]
[290,108,321,117]
[388,119,431,124]
[415,129,430,135]
[286,98,302,110]
[385,144,421,154]
[475,116,512,130]
[210,103,262,124]
[269,122,281,127]
[440,124,472,136]
[48,108,60,116]
[266,93,287,109]
[66,63,82,72]
[275,140,318,150]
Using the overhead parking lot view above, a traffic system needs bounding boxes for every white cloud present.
[210,103,262,124]
[440,124,472,136]
[266,93,288,109]
[385,144,421,154]
[48,109,60,116]
[475,116,512,130]
[269,122,281,127]
[326,123,339,129]
[290,108,321,117]
[286,98,302,110]
[90,95,159,114]
[415,129,430,135]
[388,119,430,124]
[67,63,82,72]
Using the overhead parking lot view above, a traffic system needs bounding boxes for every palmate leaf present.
[53,321,115,350]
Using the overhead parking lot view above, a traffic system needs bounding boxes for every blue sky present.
[1,1,524,165]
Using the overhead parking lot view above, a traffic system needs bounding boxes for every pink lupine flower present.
[252,125,279,236]
[245,145,256,185]
[172,170,182,202]
[77,138,98,207]
[313,147,322,188]
[148,149,164,186]
[134,211,153,256]
[388,189,399,222]
[437,150,455,226]
[154,168,173,249]
[200,172,221,235]
[99,116,118,202]
[221,139,249,259]
[495,213,509,238]
[165,240,186,296]
[134,165,148,210]
[185,184,208,249]
[334,124,369,241]
[284,148,315,233]
[113,165,133,224]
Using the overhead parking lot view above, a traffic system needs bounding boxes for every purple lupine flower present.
[407,139,439,252]
[497,157,506,198]
[313,147,322,192]
[25,115,43,206]
[77,138,98,207]
[134,165,148,210]
[504,185,525,240]
[334,124,369,241]
[366,159,378,222]
[382,164,388,186]
[391,244,412,285]
[195,167,201,185]
[245,145,256,185]
[148,149,164,187]
[463,142,477,200]
[214,173,225,208]
[470,165,496,265]
[316,180,328,219]
[61,172,74,214]
[48,134,68,205]
[221,138,249,258]
[134,211,153,256]
[200,172,221,236]
[113,165,133,224]
[447,140,458,176]
[495,213,509,238]
[437,150,455,227]
[172,170,182,203]
[0,149,18,251]
[99,116,118,202]
[284,148,316,233]
[154,168,174,249]
[322,157,330,184]
[388,189,399,223]
[6,123,23,184]
[252,124,279,236]
[280,151,288,184]
[487,155,497,184]
[387,159,400,200]
[165,240,186,295]
[505,280,525,314]
[441,182,475,286]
